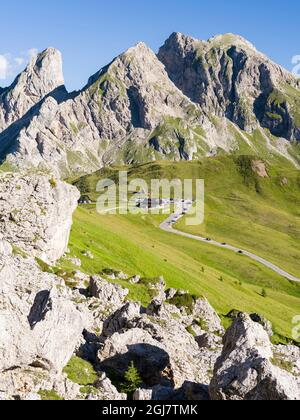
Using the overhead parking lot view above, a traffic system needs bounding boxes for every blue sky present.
[1,0,299,91]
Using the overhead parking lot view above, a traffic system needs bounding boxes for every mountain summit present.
[158,32,300,139]
[0,48,65,132]
[0,33,299,176]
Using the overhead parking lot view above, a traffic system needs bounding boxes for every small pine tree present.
[201,267,205,273]
[261,289,267,298]
[121,361,142,396]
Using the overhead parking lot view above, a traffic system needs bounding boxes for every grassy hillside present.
[64,153,300,343]
[72,154,300,278]
[64,206,300,343]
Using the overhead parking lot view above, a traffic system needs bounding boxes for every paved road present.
[160,206,300,283]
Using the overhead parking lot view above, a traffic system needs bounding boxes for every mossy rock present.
[38,390,64,401]
[167,292,198,315]
[271,356,294,374]
[63,356,98,386]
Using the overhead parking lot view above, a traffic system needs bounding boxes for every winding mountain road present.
[160,207,300,283]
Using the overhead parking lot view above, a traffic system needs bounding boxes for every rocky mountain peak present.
[27,47,64,89]
[118,41,166,73]
[125,41,149,53]
[158,32,300,138]
[160,32,204,56]
[207,33,257,51]
[1,39,201,176]
[160,32,257,58]
[0,47,65,132]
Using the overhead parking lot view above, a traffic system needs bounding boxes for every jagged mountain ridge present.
[158,32,300,139]
[0,33,299,176]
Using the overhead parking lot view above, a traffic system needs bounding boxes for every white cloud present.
[0,55,9,80]
[0,48,38,82]
[28,48,38,59]
[15,57,25,65]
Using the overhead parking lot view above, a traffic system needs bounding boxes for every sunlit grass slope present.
[72,154,300,277]
[66,205,300,343]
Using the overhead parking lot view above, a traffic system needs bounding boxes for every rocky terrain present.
[1,239,299,400]
[0,172,79,262]
[0,174,299,400]
[0,33,300,176]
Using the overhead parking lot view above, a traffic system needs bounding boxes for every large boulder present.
[0,366,51,397]
[102,302,141,337]
[192,297,224,335]
[133,383,209,401]
[209,313,300,400]
[98,328,171,386]
[89,276,128,306]
[88,377,127,401]
[0,243,85,374]
[133,385,180,401]
[98,297,222,389]
[166,291,224,334]
[0,172,79,263]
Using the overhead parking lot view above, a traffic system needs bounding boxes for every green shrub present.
[271,356,294,374]
[194,318,209,332]
[49,178,57,188]
[101,268,119,276]
[137,277,162,286]
[167,292,198,315]
[186,325,197,337]
[261,289,268,298]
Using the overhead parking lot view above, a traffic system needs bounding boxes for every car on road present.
[237,250,244,254]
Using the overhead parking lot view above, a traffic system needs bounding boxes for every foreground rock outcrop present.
[1,256,299,400]
[210,313,300,400]
[0,170,298,400]
[0,240,85,375]
[0,172,79,263]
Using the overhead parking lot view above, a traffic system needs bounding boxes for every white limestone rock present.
[209,313,300,400]
[0,251,85,375]
[0,172,80,263]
